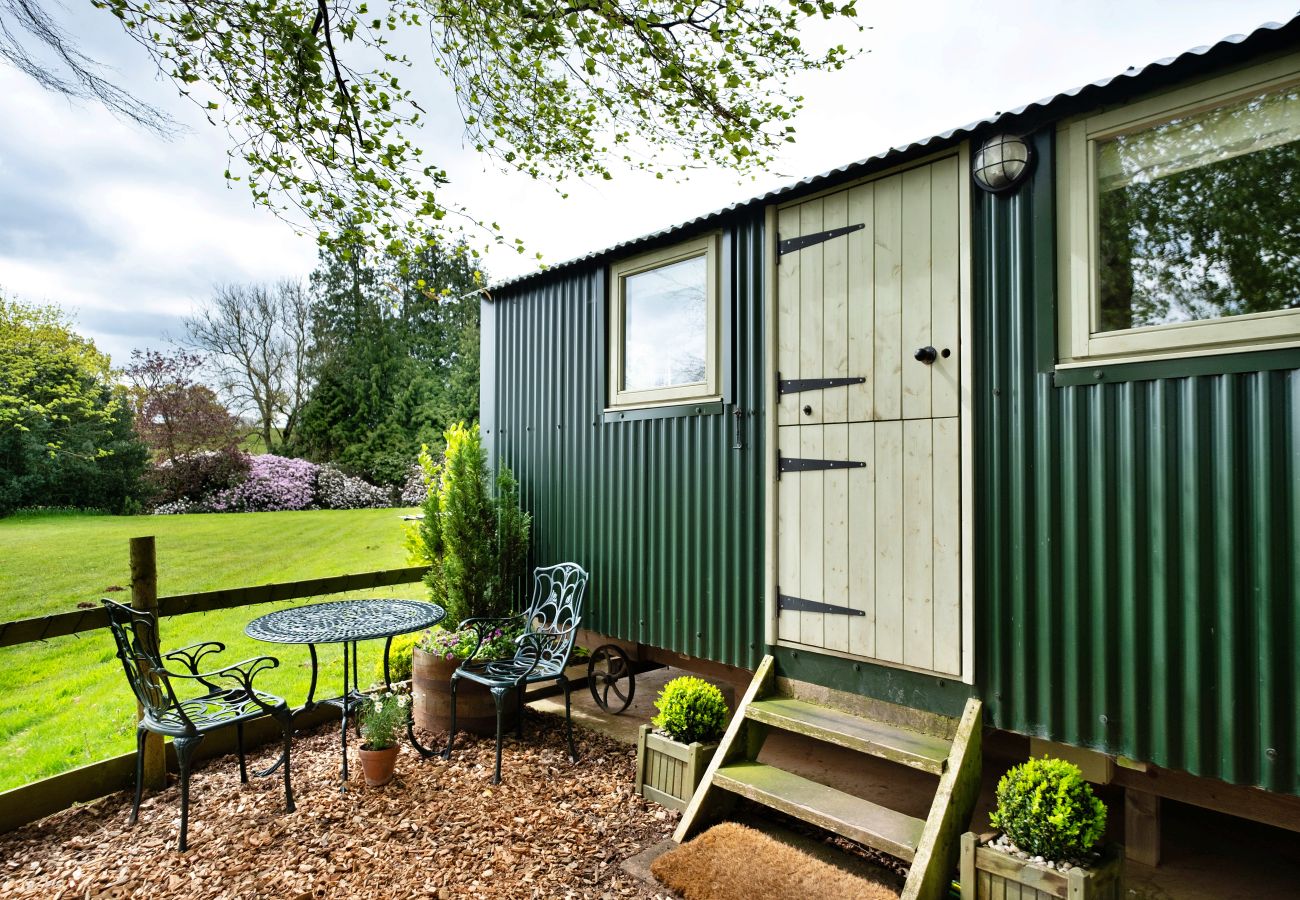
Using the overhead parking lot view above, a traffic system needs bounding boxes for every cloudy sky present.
[1,1,1296,364]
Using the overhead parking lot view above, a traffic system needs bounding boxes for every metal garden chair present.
[102,599,295,851]
[442,562,588,783]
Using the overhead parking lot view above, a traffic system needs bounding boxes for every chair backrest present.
[518,563,588,674]
[102,599,175,720]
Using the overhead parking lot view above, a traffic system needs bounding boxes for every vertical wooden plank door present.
[775,155,964,677]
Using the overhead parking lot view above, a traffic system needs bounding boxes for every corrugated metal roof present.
[490,15,1299,295]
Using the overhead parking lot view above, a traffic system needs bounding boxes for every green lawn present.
[0,508,422,791]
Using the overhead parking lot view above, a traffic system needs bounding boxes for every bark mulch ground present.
[0,711,677,899]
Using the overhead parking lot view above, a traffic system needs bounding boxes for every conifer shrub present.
[990,757,1107,861]
[652,676,728,745]
[406,422,531,624]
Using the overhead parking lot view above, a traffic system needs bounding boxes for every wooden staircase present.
[674,656,982,900]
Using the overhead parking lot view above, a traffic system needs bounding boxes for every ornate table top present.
[245,598,445,645]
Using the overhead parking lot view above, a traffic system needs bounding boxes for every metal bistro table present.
[245,598,444,789]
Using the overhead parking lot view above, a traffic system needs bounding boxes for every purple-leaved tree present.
[124,348,241,462]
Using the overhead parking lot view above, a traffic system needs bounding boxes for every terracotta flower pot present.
[358,744,399,787]
[412,647,519,737]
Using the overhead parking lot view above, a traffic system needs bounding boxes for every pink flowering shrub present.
[152,498,201,515]
[148,448,250,507]
[399,464,426,507]
[316,463,390,509]
[210,454,319,512]
[149,453,395,514]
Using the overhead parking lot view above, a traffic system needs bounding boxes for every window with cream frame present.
[1057,53,1300,366]
[607,234,721,410]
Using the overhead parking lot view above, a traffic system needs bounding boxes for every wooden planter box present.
[960,833,1124,900]
[635,725,718,812]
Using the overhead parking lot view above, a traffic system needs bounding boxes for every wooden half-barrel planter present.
[412,648,518,737]
[635,725,719,812]
[960,833,1124,900]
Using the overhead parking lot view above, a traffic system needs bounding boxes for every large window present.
[1057,56,1300,365]
[608,235,720,409]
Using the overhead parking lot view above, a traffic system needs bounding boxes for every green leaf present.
[78,0,860,259]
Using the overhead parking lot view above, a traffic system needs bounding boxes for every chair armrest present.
[165,656,283,714]
[513,622,580,678]
[458,616,520,665]
[163,641,226,678]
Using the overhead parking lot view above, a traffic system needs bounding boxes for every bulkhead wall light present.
[972,133,1033,193]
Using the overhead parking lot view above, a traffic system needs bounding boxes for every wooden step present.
[713,761,925,862]
[746,697,950,775]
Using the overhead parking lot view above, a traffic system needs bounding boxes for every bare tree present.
[185,281,312,452]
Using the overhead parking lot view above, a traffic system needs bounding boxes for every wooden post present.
[1124,788,1160,866]
[959,832,976,899]
[130,536,167,792]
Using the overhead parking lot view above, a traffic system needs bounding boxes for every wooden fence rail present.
[0,566,431,648]
[0,535,431,834]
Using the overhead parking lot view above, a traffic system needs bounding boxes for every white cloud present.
[0,58,316,363]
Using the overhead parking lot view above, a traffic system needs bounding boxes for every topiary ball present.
[990,757,1107,861]
[651,676,728,744]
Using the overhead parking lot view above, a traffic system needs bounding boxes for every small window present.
[608,235,720,409]
[1058,56,1300,365]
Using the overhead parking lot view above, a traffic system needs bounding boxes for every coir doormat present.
[650,822,900,900]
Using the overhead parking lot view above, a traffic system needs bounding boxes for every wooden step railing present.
[674,654,982,900]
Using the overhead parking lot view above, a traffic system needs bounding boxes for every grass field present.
[0,508,422,792]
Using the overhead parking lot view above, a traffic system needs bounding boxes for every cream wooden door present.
[774,155,965,677]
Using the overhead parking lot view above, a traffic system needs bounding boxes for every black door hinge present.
[778,374,866,395]
[777,223,865,256]
[777,593,865,617]
[777,456,866,477]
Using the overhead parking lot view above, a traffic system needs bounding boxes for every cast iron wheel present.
[587,644,635,714]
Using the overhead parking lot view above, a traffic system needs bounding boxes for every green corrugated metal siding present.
[486,218,766,670]
[975,131,1300,794]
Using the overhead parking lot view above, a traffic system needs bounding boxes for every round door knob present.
[802,404,813,416]
[914,346,938,365]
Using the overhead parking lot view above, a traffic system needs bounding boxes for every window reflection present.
[622,255,708,390]
[1097,85,1300,331]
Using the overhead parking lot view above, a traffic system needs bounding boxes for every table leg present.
[305,643,319,709]
[352,641,362,737]
[340,642,350,790]
[383,634,437,758]
[256,643,319,779]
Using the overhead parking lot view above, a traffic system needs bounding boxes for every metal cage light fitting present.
[972,132,1033,193]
